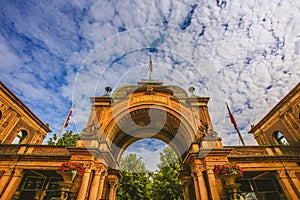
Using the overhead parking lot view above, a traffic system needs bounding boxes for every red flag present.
[226,102,237,129]
[64,105,74,128]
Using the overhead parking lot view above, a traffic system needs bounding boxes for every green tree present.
[152,146,183,200]
[47,130,78,147]
[116,154,152,200]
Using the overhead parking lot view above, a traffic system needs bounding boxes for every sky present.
[0,0,299,171]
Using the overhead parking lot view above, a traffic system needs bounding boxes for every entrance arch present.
[108,105,196,163]
[76,80,222,200]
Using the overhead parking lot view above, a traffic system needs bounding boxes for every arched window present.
[12,130,28,144]
[273,131,289,145]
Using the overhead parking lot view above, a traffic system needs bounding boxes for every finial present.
[105,86,112,96]
[188,87,195,96]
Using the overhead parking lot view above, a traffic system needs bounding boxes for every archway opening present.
[116,138,184,200]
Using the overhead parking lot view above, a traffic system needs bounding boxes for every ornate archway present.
[76,80,222,200]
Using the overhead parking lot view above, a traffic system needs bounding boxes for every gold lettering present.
[131,95,168,104]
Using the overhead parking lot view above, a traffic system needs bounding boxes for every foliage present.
[116,154,152,200]
[116,147,184,200]
[214,162,243,176]
[151,146,183,200]
[48,130,78,147]
[57,161,85,176]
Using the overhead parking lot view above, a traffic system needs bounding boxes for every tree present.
[47,130,78,147]
[116,154,152,200]
[151,146,183,200]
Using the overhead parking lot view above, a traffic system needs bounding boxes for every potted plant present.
[214,162,243,184]
[57,161,85,183]
[214,162,243,200]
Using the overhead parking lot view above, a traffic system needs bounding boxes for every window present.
[0,110,2,120]
[12,130,28,144]
[273,131,289,145]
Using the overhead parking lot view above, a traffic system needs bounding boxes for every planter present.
[219,174,240,185]
[219,174,241,200]
[58,171,77,183]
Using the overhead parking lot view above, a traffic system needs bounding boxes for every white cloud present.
[0,0,300,169]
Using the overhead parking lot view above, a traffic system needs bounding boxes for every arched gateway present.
[1,80,299,200]
[76,79,223,200]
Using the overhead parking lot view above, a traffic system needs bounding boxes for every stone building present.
[0,79,299,200]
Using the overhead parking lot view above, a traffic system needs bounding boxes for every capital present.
[13,169,23,177]
[287,170,297,178]
[4,168,14,175]
[206,165,215,174]
[109,180,118,187]
[277,170,287,178]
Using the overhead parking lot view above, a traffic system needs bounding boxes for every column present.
[276,170,298,200]
[0,169,23,200]
[196,168,208,200]
[0,169,13,196]
[77,165,92,200]
[89,168,102,200]
[287,170,300,196]
[192,174,201,200]
[181,178,191,200]
[206,166,220,200]
[97,171,107,200]
[108,180,117,200]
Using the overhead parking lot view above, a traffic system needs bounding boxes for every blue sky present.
[1,0,299,171]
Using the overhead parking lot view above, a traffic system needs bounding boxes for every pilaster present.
[206,165,220,200]
[0,169,23,200]
[77,164,92,200]
[0,168,13,196]
[276,170,299,200]
[286,170,300,197]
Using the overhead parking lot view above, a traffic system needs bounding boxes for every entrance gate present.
[76,80,223,200]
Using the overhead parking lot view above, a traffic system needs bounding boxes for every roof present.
[111,80,189,102]
[249,82,300,133]
[0,81,51,133]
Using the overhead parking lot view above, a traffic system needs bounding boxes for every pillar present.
[97,171,107,200]
[77,165,92,200]
[180,177,191,200]
[196,168,208,200]
[108,180,118,200]
[287,170,300,196]
[206,166,220,200]
[276,170,299,200]
[192,174,201,200]
[0,169,13,196]
[89,168,102,200]
[0,169,23,200]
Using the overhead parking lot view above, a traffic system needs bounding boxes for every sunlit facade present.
[0,80,299,200]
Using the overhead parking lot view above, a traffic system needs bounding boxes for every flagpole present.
[149,55,152,81]
[55,104,74,144]
[226,102,245,146]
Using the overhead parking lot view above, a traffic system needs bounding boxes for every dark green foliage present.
[47,130,78,147]
[151,146,183,200]
[116,147,184,200]
[116,154,152,200]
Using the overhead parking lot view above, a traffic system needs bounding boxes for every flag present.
[149,55,152,72]
[64,104,74,128]
[226,102,237,129]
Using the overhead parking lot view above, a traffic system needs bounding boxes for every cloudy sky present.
[1,0,299,171]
